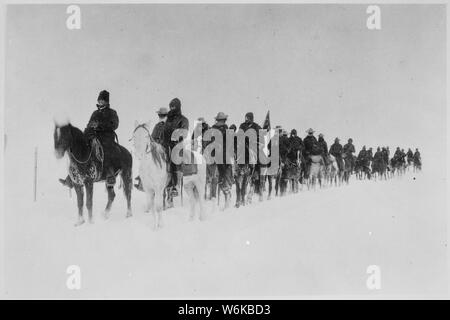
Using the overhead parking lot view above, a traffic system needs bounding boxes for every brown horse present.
[54,122,133,226]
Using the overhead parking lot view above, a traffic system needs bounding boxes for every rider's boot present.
[59,175,74,189]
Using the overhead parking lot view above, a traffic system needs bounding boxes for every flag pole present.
[33,146,38,202]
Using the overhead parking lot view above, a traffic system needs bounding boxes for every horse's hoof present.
[74,219,85,227]
[126,212,132,218]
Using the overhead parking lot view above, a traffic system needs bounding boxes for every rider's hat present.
[245,112,254,122]
[306,128,315,134]
[97,90,109,103]
[318,133,324,138]
[156,107,169,115]
[335,137,340,142]
[215,112,228,121]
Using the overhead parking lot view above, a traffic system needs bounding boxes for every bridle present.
[57,125,93,164]
[130,123,156,154]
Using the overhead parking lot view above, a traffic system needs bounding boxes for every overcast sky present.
[5,4,446,160]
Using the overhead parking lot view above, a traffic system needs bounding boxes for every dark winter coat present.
[163,104,189,149]
[357,149,367,161]
[303,135,320,157]
[382,149,389,164]
[287,136,303,161]
[151,121,166,145]
[210,122,229,164]
[279,135,291,162]
[85,105,119,145]
[192,122,210,153]
[238,120,262,164]
[343,143,355,156]
[317,137,328,155]
[329,142,343,158]
[373,151,383,162]
[407,150,414,161]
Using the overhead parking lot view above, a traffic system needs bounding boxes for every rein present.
[131,123,158,154]
[69,147,93,164]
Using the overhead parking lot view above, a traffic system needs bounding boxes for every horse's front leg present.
[234,175,242,207]
[73,184,85,226]
[195,180,206,220]
[183,183,196,221]
[267,176,272,200]
[104,185,116,219]
[85,181,94,223]
[145,190,155,213]
[154,190,163,229]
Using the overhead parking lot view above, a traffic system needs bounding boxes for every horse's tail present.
[119,146,133,198]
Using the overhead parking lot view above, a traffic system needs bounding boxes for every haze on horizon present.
[5,4,446,163]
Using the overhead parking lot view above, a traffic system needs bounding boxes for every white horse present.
[131,121,207,229]
[308,155,324,190]
[326,154,339,187]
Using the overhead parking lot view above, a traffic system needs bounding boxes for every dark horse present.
[53,122,133,226]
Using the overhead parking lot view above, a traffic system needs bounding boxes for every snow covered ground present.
[2,147,447,298]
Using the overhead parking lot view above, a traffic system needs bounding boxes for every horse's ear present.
[134,120,139,128]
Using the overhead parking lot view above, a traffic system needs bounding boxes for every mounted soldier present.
[59,90,120,189]
[367,147,373,162]
[406,148,414,165]
[329,137,343,172]
[393,147,402,161]
[303,128,322,178]
[134,107,168,190]
[343,138,356,172]
[400,148,407,165]
[163,98,189,205]
[413,148,422,169]
[211,112,232,208]
[235,112,262,206]
[192,117,217,200]
[287,129,303,164]
[152,107,169,144]
[317,133,329,165]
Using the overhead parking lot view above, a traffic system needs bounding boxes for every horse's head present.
[131,120,152,159]
[53,122,73,159]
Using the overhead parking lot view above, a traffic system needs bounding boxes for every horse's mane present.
[67,123,88,146]
[135,123,168,169]
[148,140,168,168]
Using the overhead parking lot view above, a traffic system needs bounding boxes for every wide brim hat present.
[306,128,315,134]
[156,107,169,115]
[215,112,228,120]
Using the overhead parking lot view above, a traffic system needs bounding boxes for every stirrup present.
[59,178,73,189]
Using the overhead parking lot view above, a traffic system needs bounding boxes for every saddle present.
[310,155,323,164]
[91,138,104,163]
